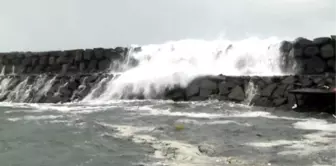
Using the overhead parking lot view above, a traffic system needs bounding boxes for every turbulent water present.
[1,38,335,166]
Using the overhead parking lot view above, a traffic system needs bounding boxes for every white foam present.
[85,37,289,101]
[7,115,63,122]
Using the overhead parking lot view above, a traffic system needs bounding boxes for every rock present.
[279,41,292,53]
[87,60,98,71]
[198,144,215,156]
[39,55,48,65]
[189,96,207,101]
[93,48,104,59]
[288,48,303,57]
[272,84,288,98]
[200,79,217,90]
[74,50,83,62]
[321,44,334,59]
[301,55,327,74]
[49,56,56,65]
[301,77,313,87]
[251,95,273,107]
[186,83,199,98]
[228,86,245,101]
[98,59,110,71]
[61,64,69,74]
[327,59,335,71]
[313,37,331,46]
[303,46,319,57]
[282,76,296,84]
[199,89,213,98]
[273,98,287,106]
[164,86,185,101]
[261,83,277,97]
[293,37,313,48]
[218,81,236,95]
[287,94,297,108]
[58,84,72,97]
[83,49,93,60]
[55,52,68,64]
[79,62,85,72]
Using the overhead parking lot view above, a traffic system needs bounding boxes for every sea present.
[0,38,335,166]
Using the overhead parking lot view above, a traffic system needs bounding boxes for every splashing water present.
[85,37,289,101]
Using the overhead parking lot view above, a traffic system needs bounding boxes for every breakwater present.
[0,36,335,112]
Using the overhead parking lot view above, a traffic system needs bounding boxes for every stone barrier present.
[164,74,335,112]
[280,36,336,74]
[0,47,129,75]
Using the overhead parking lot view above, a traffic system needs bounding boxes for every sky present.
[0,0,335,51]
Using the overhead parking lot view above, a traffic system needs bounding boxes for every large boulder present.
[218,81,236,95]
[320,44,334,59]
[260,83,277,97]
[303,46,319,57]
[228,85,245,101]
[313,37,331,46]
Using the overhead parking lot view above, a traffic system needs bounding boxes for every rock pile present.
[280,36,335,74]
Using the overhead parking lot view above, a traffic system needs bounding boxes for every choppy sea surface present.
[0,100,335,166]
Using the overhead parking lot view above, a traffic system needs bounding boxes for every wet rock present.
[198,144,215,156]
[282,76,296,84]
[200,79,217,90]
[261,83,277,97]
[83,49,93,60]
[303,46,319,57]
[313,37,331,46]
[273,98,287,106]
[61,64,69,75]
[49,56,56,65]
[87,60,98,72]
[251,95,273,107]
[327,59,335,71]
[98,59,110,71]
[301,77,313,87]
[165,87,185,101]
[186,83,199,98]
[279,41,292,53]
[321,44,334,59]
[93,48,104,59]
[189,96,207,101]
[228,86,245,101]
[293,37,313,48]
[272,84,288,98]
[79,62,85,72]
[299,55,326,74]
[218,81,236,95]
[74,50,83,62]
[55,52,68,64]
[289,47,303,58]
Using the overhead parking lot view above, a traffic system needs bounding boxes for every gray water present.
[0,100,335,166]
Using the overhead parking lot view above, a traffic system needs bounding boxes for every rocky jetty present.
[0,36,335,113]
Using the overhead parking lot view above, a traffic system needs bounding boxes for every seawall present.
[0,36,335,112]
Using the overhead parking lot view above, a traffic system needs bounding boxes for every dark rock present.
[272,84,288,98]
[301,55,326,74]
[186,83,199,98]
[87,60,98,71]
[261,83,277,97]
[228,86,245,101]
[303,46,319,57]
[61,64,69,74]
[293,37,313,48]
[39,55,48,65]
[93,48,104,59]
[200,79,217,90]
[287,94,297,108]
[58,84,72,97]
[279,41,292,53]
[98,59,110,71]
[218,81,236,95]
[288,48,303,57]
[313,37,331,46]
[251,95,273,107]
[301,77,313,87]
[74,50,83,62]
[165,88,185,101]
[282,76,296,84]
[49,56,56,65]
[189,96,207,101]
[79,62,85,72]
[327,59,335,71]
[199,89,213,98]
[273,98,287,106]
[320,44,334,59]
[55,52,68,64]
[83,49,93,60]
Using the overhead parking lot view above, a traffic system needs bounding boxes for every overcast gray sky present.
[0,0,335,51]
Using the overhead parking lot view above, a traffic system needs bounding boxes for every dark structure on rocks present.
[0,36,335,113]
